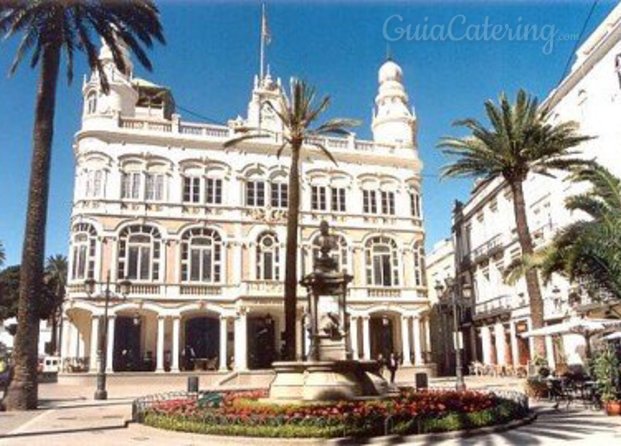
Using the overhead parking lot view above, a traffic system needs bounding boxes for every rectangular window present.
[271,182,288,208]
[363,190,377,214]
[183,177,201,203]
[246,181,265,207]
[311,186,327,211]
[121,172,141,200]
[145,173,164,201]
[205,178,223,205]
[381,191,395,215]
[331,187,346,212]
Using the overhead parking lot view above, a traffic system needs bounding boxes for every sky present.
[0,0,617,266]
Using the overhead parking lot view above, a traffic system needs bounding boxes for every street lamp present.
[435,278,472,391]
[85,272,131,400]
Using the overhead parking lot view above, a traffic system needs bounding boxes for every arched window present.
[117,225,161,281]
[256,232,280,280]
[413,243,426,287]
[180,228,223,283]
[71,223,97,280]
[312,234,348,272]
[86,92,97,115]
[365,236,400,287]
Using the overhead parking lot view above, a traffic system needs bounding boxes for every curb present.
[327,412,538,445]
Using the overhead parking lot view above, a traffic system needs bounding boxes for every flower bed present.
[136,389,529,438]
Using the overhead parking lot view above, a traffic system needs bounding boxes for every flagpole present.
[259,3,265,81]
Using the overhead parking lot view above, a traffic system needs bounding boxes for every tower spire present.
[259,3,272,81]
[386,43,392,61]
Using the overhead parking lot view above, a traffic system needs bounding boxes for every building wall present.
[451,3,621,372]
[61,42,433,373]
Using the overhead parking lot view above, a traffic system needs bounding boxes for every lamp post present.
[84,271,131,400]
[435,278,472,391]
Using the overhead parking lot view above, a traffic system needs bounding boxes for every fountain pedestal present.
[267,221,393,403]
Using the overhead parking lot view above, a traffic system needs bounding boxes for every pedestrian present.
[387,352,399,384]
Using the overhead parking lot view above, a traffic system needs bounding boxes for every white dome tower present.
[371,58,417,149]
[81,37,138,130]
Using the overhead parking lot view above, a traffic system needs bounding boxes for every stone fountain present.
[268,221,393,402]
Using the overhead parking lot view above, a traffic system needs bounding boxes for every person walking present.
[387,352,399,384]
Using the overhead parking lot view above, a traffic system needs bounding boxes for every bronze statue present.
[314,220,338,273]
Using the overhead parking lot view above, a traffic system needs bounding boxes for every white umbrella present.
[521,317,621,338]
[603,331,621,341]
[521,317,621,359]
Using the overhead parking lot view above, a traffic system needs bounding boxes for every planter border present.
[132,388,532,443]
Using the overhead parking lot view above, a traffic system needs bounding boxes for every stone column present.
[219,316,228,371]
[401,316,412,366]
[60,316,70,360]
[67,320,77,358]
[509,321,519,366]
[234,310,248,370]
[362,316,371,360]
[494,323,506,366]
[526,318,535,361]
[413,316,423,365]
[89,316,100,372]
[171,316,180,372]
[156,316,165,372]
[350,316,359,360]
[469,326,478,362]
[295,316,303,360]
[105,316,116,373]
[545,335,556,370]
[481,325,492,364]
[424,317,431,357]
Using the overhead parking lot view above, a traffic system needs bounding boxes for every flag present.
[261,4,271,45]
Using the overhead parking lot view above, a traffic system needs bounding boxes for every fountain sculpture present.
[268,221,393,402]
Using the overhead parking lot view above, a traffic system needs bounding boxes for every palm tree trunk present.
[283,144,301,361]
[5,43,61,411]
[510,181,546,358]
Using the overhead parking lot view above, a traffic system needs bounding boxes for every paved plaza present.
[2,376,621,445]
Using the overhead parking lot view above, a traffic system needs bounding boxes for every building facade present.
[60,41,432,374]
[424,238,459,375]
[452,3,621,373]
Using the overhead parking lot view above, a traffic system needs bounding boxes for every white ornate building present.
[452,3,621,372]
[59,39,432,375]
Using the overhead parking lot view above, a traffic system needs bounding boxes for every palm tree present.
[506,163,621,301]
[0,241,5,269]
[438,89,592,357]
[1,0,164,410]
[44,254,68,356]
[225,79,359,360]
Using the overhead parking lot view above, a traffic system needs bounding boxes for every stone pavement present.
[1,377,620,445]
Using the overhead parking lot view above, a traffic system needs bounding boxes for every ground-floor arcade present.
[60,299,434,373]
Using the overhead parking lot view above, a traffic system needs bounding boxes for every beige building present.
[60,39,433,375]
[452,3,621,373]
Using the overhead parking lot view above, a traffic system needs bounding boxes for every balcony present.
[366,288,401,298]
[471,234,504,263]
[179,285,223,296]
[532,223,556,248]
[114,117,400,155]
[474,294,514,319]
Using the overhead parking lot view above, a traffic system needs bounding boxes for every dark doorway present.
[247,315,276,369]
[184,317,219,370]
[113,316,141,371]
[370,316,394,360]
